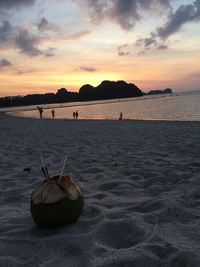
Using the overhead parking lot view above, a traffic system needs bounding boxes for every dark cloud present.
[135,33,168,54]
[15,28,56,57]
[0,58,12,69]
[80,66,97,72]
[15,28,42,57]
[37,17,49,31]
[37,17,59,32]
[108,0,139,30]
[135,31,159,54]
[0,22,42,56]
[75,0,171,30]
[0,21,56,57]
[0,20,12,43]
[135,1,200,54]
[157,0,200,39]
[118,44,130,56]
[0,0,36,9]
[135,32,157,48]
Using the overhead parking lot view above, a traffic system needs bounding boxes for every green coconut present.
[31,175,84,227]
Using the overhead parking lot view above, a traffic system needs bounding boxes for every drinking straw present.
[40,155,50,181]
[59,155,68,182]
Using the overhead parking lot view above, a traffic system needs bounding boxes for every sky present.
[0,0,199,96]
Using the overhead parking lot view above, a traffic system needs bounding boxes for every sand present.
[1,114,200,266]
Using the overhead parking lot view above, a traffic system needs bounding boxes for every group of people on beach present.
[37,106,123,120]
[37,106,79,120]
[73,111,79,120]
[37,106,55,119]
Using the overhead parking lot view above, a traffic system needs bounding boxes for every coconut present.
[31,175,84,227]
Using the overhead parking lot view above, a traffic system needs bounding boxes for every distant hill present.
[79,80,143,100]
[0,88,79,108]
[145,88,173,95]
[0,81,172,108]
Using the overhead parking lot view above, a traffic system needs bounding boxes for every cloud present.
[37,17,59,32]
[0,58,12,69]
[17,66,35,75]
[135,32,157,48]
[75,0,171,30]
[0,0,36,9]
[44,47,56,57]
[157,44,168,49]
[0,20,56,58]
[135,34,169,54]
[15,28,42,57]
[36,17,89,45]
[37,17,50,31]
[134,1,200,54]
[0,21,42,56]
[157,0,200,39]
[0,20,12,43]
[15,28,56,57]
[118,44,130,56]
[0,18,57,58]
[135,34,168,54]
[135,31,162,54]
[80,66,97,72]
[64,30,91,40]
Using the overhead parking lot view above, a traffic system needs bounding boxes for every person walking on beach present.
[73,111,76,120]
[119,112,123,120]
[51,109,55,118]
[75,110,79,120]
[37,106,43,119]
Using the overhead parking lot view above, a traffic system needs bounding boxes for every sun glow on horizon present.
[0,0,199,97]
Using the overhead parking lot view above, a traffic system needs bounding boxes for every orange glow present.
[0,43,199,96]
[0,1,199,97]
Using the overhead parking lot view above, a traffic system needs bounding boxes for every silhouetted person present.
[51,109,55,118]
[119,112,123,120]
[73,111,76,120]
[75,110,79,119]
[37,106,43,119]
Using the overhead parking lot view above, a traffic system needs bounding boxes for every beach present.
[1,114,200,266]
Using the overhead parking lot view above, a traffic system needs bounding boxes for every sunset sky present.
[0,0,199,96]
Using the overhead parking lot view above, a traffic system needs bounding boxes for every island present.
[0,81,172,108]
[145,88,173,95]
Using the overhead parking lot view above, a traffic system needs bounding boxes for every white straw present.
[40,155,50,181]
[59,155,68,182]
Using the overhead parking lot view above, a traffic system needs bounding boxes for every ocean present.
[5,90,200,121]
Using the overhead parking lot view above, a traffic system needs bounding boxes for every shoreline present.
[4,110,200,123]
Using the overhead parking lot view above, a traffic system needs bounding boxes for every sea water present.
[5,90,200,121]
